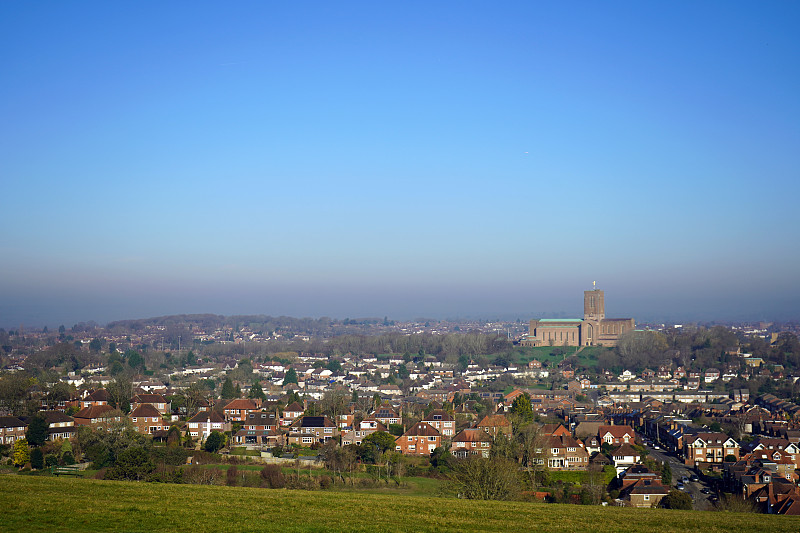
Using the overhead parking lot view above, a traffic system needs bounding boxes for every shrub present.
[30,448,44,470]
[260,464,286,489]
[183,465,224,485]
[226,465,239,486]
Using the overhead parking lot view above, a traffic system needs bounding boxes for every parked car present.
[690,475,699,482]
[676,482,685,490]
[700,488,711,494]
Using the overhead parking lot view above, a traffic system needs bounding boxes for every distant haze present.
[1,3,798,328]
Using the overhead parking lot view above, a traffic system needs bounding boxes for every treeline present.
[588,327,800,374]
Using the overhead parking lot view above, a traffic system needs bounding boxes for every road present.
[644,444,716,510]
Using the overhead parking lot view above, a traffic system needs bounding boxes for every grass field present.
[509,346,604,368]
[2,474,799,533]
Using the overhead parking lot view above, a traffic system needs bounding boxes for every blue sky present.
[1,2,799,327]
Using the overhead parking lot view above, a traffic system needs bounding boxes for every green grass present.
[2,475,799,532]
[509,346,604,369]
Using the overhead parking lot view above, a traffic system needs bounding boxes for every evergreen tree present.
[661,461,672,485]
[204,430,225,453]
[283,368,299,386]
[25,414,49,447]
[30,447,44,469]
[221,377,236,399]
[510,393,533,423]
[249,379,265,401]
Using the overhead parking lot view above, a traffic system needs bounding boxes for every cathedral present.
[522,285,635,347]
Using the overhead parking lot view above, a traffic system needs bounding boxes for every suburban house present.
[243,411,279,431]
[373,407,401,427]
[599,425,636,445]
[683,432,739,467]
[131,393,170,415]
[542,435,590,470]
[187,411,230,440]
[223,399,261,421]
[395,422,441,456]
[476,414,512,438]
[620,478,670,508]
[130,404,168,435]
[610,443,641,474]
[73,405,122,427]
[423,410,456,438]
[0,416,26,444]
[41,410,75,440]
[451,428,492,458]
[281,402,305,426]
[81,389,110,408]
[286,416,338,446]
[232,427,283,447]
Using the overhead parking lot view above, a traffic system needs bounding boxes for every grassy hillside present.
[2,475,799,532]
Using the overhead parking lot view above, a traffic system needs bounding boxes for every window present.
[644,495,650,501]
[428,436,436,441]
[302,436,313,444]
[132,418,137,422]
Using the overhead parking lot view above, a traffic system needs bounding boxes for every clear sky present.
[1,2,799,328]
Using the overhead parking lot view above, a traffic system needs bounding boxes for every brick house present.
[395,422,441,456]
[73,405,122,427]
[131,393,170,415]
[423,410,456,438]
[281,402,305,426]
[684,432,739,467]
[452,428,492,458]
[621,478,670,508]
[476,414,512,439]
[0,416,26,445]
[81,389,110,408]
[223,399,260,422]
[373,407,401,427]
[130,404,168,435]
[286,416,338,446]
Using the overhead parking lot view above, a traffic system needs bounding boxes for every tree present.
[661,489,693,510]
[249,379,266,401]
[283,368,299,386]
[320,388,348,421]
[26,414,49,447]
[89,338,103,353]
[510,393,533,424]
[221,377,236,399]
[430,446,455,472]
[106,446,155,481]
[661,461,672,485]
[30,447,44,470]
[125,349,145,371]
[13,438,30,467]
[204,430,225,453]
[449,457,521,500]
[361,431,395,453]
[107,377,133,414]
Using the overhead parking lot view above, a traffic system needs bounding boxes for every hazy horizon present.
[2,3,798,330]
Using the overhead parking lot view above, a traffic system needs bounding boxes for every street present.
[645,444,715,510]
